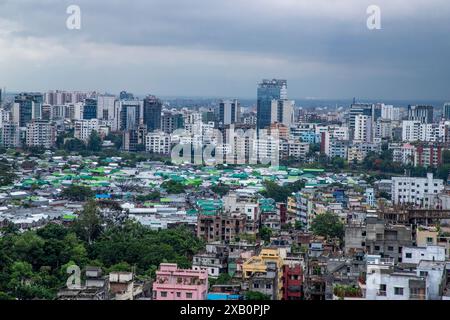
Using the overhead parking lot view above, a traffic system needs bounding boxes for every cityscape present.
[1,0,450,308]
[0,81,450,301]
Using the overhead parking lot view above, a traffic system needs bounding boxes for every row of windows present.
[159,291,193,299]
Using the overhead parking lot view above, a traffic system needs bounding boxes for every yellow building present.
[242,248,284,300]
[416,227,438,247]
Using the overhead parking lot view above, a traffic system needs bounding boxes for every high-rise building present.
[219,99,240,126]
[145,131,172,155]
[119,101,141,131]
[119,91,134,101]
[123,125,147,152]
[83,98,98,120]
[1,122,20,148]
[97,95,116,120]
[74,119,100,142]
[443,103,450,120]
[408,105,433,124]
[202,109,216,124]
[348,103,374,139]
[143,95,162,132]
[12,93,43,127]
[354,114,373,143]
[257,79,287,130]
[161,111,184,134]
[41,104,52,121]
[270,99,294,127]
[26,120,55,149]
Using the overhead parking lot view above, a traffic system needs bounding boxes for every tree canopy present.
[61,185,95,202]
[310,212,344,240]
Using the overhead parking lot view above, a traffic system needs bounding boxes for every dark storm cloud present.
[0,0,449,99]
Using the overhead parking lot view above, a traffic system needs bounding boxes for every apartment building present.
[26,120,55,149]
[145,131,171,155]
[152,263,208,300]
[391,173,444,208]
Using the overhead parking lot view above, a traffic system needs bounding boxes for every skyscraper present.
[119,100,141,131]
[161,111,184,134]
[83,98,98,120]
[348,103,375,139]
[119,91,134,101]
[270,99,294,127]
[13,93,43,127]
[257,79,287,130]
[219,99,240,126]
[443,103,450,120]
[143,95,162,132]
[408,105,433,124]
[97,95,116,120]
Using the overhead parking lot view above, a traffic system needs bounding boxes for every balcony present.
[409,294,425,300]
[377,290,387,296]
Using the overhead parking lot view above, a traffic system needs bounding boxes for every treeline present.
[0,201,204,300]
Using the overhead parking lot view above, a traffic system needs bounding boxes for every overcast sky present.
[0,0,449,100]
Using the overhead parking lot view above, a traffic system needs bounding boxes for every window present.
[253,283,260,289]
[375,246,380,251]
[394,287,404,295]
[161,291,168,298]
[388,246,394,251]
[186,293,193,299]
[427,237,434,244]
[420,271,428,277]
[266,284,272,289]
[405,253,412,259]
[379,284,387,296]
[176,292,181,298]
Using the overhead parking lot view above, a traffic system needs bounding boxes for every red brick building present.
[282,264,303,300]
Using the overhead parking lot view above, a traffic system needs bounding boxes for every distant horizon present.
[3,90,449,106]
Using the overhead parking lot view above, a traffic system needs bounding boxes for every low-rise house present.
[402,246,446,265]
[152,263,208,300]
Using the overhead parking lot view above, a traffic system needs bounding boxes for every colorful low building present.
[242,248,285,300]
[152,263,208,300]
[282,263,303,300]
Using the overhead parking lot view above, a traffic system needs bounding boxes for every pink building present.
[152,263,208,300]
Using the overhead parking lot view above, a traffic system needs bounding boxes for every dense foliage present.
[310,212,344,240]
[244,291,271,300]
[0,158,17,187]
[260,180,305,202]
[61,185,95,202]
[0,202,204,300]
[161,180,186,194]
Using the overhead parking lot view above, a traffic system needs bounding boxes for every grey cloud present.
[0,0,449,99]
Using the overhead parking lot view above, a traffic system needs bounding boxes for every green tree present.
[0,159,17,187]
[310,212,344,240]
[211,184,231,197]
[72,201,103,245]
[443,150,450,164]
[61,185,95,202]
[63,138,86,152]
[87,131,102,152]
[107,262,132,273]
[260,226,273,243]
[244,291,271,300]
[136,191,161,202]
[161,180,186,194]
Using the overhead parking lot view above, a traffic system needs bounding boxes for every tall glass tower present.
[257,79,287,130]
[143,95,162,132]
[444,103,450,120]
